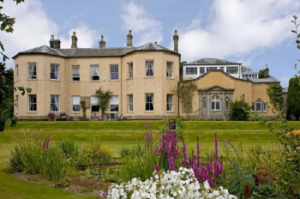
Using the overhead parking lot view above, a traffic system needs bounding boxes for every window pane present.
[29,95,37,111]
[145,94,154,111]
[128,95,133,112]
[110,96,119,112]
[110,65,119,80]
[263,103,268,112]
[28,63,37,79]
[50,95,59,111]
[216,101,220,110]
[206,67,217,72]
[72,96,80,112]
[256,100,262,111]
[227,67,238,74]
[166,62,173,78]
[90,65,99,80]
[146,61,154,77]
[72,66,80,81]
[252,103,255,111]
[50,64,59,80]
[199,67,205,74]
[186,67,197,75]
[167,94,173,111]
[127,63,133,79]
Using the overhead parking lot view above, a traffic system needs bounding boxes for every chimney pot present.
[99,35,106,49]
[173,30,179,52]
[127,30,133,47]
[155,41,158,44]
[71,31,78,48]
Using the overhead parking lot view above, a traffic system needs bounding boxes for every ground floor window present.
[167,94,174,112]
[263,103,268,112]
[110,96,119,112]
[16,95,19,113]
[256,99,262,112]
[72,96,80,113]
[211,95,220,111]
[203,97,206,111]
[28,95,37,112]
[50,95,60,112]
[91,96,99,112]
[128,95,133,112]
[145,93,154,111]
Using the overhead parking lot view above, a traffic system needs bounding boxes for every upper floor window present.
[72,96,80,113]
[199,67,205,74]
[220,67,224,71]
[110,65,119,80]
[186,67,197,75]
[166,62,173,78]
[90,65,99,81]
[28,63,37,79]
[145,93,154,111]
[167,94,174,112]
[72,66,80,81]
[211,95,220,111]
[50,95,60,112]
[256,99,262,112]
[207,67,217,72]
[227,67,238,74]
[50,64,60,80]
[28,94,37,112]
[145,60,154,77]
[128,94,133,112]
[110,96,119,112]
[127,62,133,79]
[15,65,19,81]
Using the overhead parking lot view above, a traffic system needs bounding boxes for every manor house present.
[13,30,279,120]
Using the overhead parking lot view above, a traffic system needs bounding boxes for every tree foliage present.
[287,76,300,120]
[0,0,25,61]
[267,84,283,111]
[95,87,112,120]
[175,81,197,114]
[291,15,300,71]
[228,96,251,121]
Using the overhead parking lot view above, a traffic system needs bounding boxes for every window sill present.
[145,76,155,78]
[211,110,221,112]
[72,81,80,82]
[50,79,60,81]
[110,80,119,82]
[28,111,38,114]
[167,111,174,113]
[89,80,100,82]
[166,77,174,79]
[28,78,37,81]
[126,78,133,80]
[145,111,154,113]
[71,112,80,114]
[127,111,133,113]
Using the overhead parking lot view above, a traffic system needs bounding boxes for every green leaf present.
[291,30,297,34]
[17,87,25,95]
[25,87,32,93]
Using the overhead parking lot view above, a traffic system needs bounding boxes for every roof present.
[184,58,241,65]
[250,76,280,83]
[13,42,179,59]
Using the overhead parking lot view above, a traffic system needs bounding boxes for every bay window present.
[50,64,60,80]
[50,95,60,112]
[28,63,37,79]
[145,60,154,77]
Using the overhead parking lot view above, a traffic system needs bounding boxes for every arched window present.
[226,97,229,111]
[211,95,220,111]
[203,97,206,111]
[256,99,262,112]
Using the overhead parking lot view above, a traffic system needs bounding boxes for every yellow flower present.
[287,130,300,136]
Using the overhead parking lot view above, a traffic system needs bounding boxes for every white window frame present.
[72,65,80,81]
[167,94,174,112]
[28,94,37,112]
[145,60,154,77]
[50,95,60,112]
[90,65,100,81]
[28,63,37,79]
[263,103,268,112]
[256,99,262,112]
[127,62,133,79]
[211,95,221,111]
[72,96,80,113]
[186,67,197,75]
[50,64,60,80]
[166,62,174,78]
[110,64,119,80]
[227,66,238,74]
[145,93,154,112]
[110,96,119,113]
[127,94,133,112]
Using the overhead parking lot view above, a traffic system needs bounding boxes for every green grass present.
[0,120,300,198]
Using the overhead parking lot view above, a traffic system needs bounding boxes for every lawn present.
[1,120,300,199]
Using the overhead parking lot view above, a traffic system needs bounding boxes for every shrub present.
[228,97,251,121]
[85,139,113,163]
[106,167,237,199]
[58,139,79,158]
[287,76,300,120]
[118,144,144,159]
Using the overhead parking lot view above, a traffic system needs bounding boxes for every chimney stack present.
[127,30,133,47]
[49,35,61,49]
[71,31,78,48]
[173,30,179,52]
[155,41,158,44]
[99,35,106,49]
[264,64,270,77]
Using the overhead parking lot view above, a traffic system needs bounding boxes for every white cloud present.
[176,0,300,62]
[0,0,97,68]
[121,2,163,46]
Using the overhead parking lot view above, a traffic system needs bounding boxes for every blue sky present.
[1,0,300,87]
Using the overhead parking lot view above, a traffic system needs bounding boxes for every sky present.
[1,0,300,87]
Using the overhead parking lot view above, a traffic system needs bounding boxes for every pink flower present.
[98,190,106,198]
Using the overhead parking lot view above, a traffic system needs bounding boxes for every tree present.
[0,0,25,61]
[228,96,251,121]
[287,76,300,120]
[95,87,112,120]
[267,84,283,111]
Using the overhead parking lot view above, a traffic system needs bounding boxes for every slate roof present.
[185,58,241,65]
[250,76,280,83]
[13,42,179,59]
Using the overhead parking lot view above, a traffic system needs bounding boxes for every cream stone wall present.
[14,51,180,120]
[179,71,277,118]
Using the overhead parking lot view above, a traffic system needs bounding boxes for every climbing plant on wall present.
[175,81,197,115]
[267,84,283,111]
[95,87,112,120]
